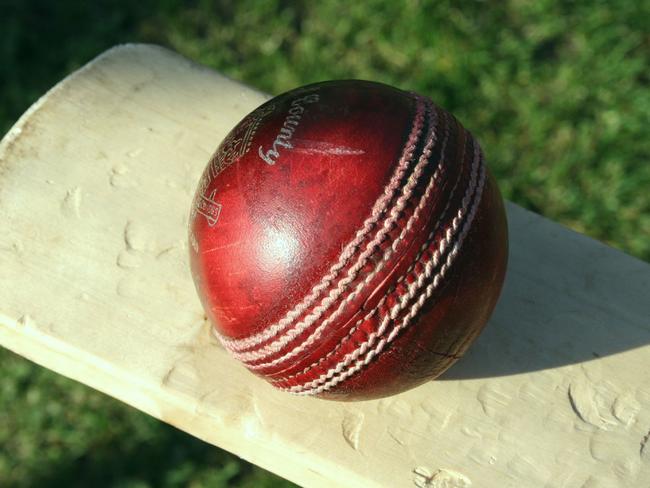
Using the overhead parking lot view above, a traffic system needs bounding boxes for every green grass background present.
[1,1,648,486]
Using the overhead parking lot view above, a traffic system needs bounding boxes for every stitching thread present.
[237,102,444,367]
[218,95,428,352]
[272,114,466,383]
[288,141,486,395]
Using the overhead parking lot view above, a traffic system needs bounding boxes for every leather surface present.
[189,80,508,400]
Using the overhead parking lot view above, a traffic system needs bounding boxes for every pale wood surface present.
[1,44,649,488]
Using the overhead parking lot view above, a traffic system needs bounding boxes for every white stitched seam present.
[271,116,467,383]
[236,104,445,367]
[273,134,474,386]
[293,158,484,395]
[287,142,486,395]
[218,95,428,351]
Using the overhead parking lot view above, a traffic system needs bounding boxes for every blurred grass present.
[0,0,648,486]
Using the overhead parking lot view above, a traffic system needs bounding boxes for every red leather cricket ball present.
[189,80,508,401]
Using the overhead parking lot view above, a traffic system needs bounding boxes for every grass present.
[1,1,648,486]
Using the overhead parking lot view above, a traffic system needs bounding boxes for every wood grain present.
[1,44,649,488]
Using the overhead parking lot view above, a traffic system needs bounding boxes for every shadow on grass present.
[21,420,286,488]
[0,0,168,137]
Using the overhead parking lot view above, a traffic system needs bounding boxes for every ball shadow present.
[441,204,650,380]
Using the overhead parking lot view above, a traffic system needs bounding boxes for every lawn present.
[1,1,648,486]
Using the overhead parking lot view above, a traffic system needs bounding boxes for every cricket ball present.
[189,80,508,400]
